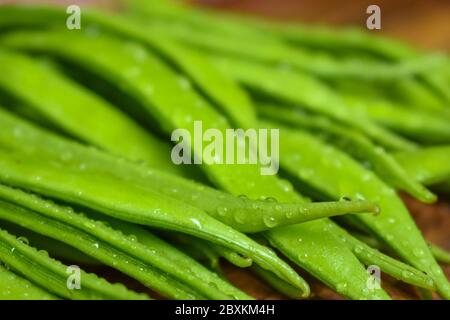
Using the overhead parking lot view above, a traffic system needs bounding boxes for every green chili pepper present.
[129,0,450,104]
[0,149,308,295]
[0,29,394,299]
[261,120,450,299]
[0,5,257,129]
[327,224,435,290]
[0,49,186,176]
[2,221,101,266]
[208,55,416,151]
[0,108,379,231]
[0,227,149,300]
[394,146,450,186]
[340,95,450,144]
[0,107,392,298]
[353,230,450,267]
[0,265,59,300]
[144,0,450,105]
[0,107,403,298]
[127,1,437,81]
[166,233,253,269]
[430,245,450,265]
[127,0,413,61]
[0,1,448,301]
[252,265,305,299]
[0,184,254,299]
[0,115,308,295]
[258,103,436,203]
[0,33,388,297]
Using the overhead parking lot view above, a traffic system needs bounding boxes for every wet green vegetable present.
[0,0,448,301]
[262,120,450,298]
[0,228,148,300]
[0,265,58,300]
[258,103,435,203]
[0,184,250,299]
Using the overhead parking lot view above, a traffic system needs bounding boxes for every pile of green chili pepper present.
[0,0,449,300]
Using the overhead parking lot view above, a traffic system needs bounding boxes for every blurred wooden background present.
[4,0,449,50]
[193,0,450,51]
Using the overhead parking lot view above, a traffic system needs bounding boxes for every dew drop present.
[233,211,246,224]
[263,215,278,228]
[190,218,202,229]
[17,236,29,245]
[38,250,49,257]
[413,248,425,257]
[354,193,366,201]
[263,197,278,203]
[178,77,191,90]
[13,127,23,137]
[354,245,364,254]
[84,221,96,229]
[144,84,154,95]
[217,207,229,217]
[297,253,309,260]
[336,282,348,293]
[401,270,413,280]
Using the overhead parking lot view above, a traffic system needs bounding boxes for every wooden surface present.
[194,0,450,51]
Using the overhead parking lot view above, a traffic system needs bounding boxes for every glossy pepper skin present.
[0,228,149,300]
[0,1,442,298]
[263,121,450,299]
[0,109,308,295]
[0,28,389,298]
[0,108,431,293]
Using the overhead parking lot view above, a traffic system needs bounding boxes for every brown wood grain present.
[193,0,450,51]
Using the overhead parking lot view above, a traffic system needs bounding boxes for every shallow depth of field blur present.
[0,0,449,300]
